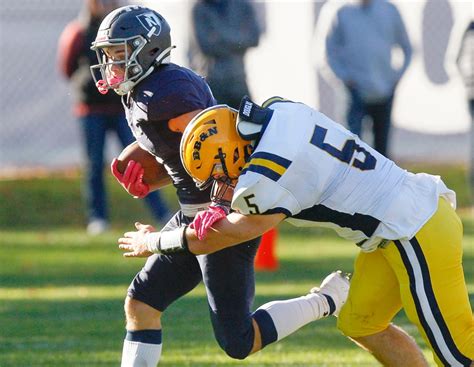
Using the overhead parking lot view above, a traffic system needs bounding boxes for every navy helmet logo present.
[137,12,162,36]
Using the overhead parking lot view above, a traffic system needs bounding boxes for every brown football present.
[115,141,171,190]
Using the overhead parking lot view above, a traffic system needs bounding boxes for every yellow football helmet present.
[180,105,253,190]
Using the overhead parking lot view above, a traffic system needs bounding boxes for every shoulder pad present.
[237,96,273,141]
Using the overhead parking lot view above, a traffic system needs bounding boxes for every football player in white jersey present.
[119,97,473,367]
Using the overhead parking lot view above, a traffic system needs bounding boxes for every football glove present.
[111,159,150,198]
[190,205,228,240]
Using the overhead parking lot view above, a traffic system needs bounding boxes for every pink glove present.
[190,205,228,240]
[111,158,150,198]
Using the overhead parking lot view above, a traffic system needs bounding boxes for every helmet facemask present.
[200,147,239,207]
[194,146,232,191]
[90,36,150,95]
[210,176,236,207]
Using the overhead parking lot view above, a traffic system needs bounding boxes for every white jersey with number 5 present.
[232,98,455,252]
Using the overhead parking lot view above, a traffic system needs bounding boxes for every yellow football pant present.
[338,198,473,366]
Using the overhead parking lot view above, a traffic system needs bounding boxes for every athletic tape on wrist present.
[144,232,161,253]
[158,226,189,254]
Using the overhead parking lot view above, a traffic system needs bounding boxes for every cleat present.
[310,271,350,316]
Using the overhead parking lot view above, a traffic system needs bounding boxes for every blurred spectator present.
[190,0,261,109]
[57,0,171,235]
[456,20,474,196]
[421,0,453,85]
[325,0,412,157]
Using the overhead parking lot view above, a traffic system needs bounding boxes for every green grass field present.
[0,168,473,366]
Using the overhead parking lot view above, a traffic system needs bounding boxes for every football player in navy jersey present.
[91,6,348,366]
[120,98,473,367]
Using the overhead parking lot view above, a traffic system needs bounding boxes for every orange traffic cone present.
[255,228,279,271]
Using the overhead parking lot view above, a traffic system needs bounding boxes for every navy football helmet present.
[90,5,174,95]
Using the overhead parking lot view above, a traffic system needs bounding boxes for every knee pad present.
[212,315,254,360]
[216,333,253,360]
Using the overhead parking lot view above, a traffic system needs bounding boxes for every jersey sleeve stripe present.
[251,152,292,168]
[248,158,287,176]
[241,164,282,181]
[241,152,292,181]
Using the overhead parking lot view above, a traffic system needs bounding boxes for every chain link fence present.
[1,0,83,173]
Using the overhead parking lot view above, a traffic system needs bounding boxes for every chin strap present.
[154,45,176,65]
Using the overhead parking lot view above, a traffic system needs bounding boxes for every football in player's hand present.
[116,141,171,190]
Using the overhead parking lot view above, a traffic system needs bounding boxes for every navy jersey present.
[124,63,216,205]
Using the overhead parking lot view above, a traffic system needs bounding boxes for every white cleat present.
[310,271,350,316]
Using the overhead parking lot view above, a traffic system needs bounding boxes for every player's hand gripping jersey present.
[232,98,455,252]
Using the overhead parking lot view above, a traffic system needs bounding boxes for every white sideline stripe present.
[401,239,464,367]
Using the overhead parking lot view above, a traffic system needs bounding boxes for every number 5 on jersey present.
[310,125,376,171]
[243,194,261,214]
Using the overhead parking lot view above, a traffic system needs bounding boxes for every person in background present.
[57,0,171,235]
[325,0,412,157]
[190,0,260,112]
[457,20,474,200]
[190,0,278,270]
